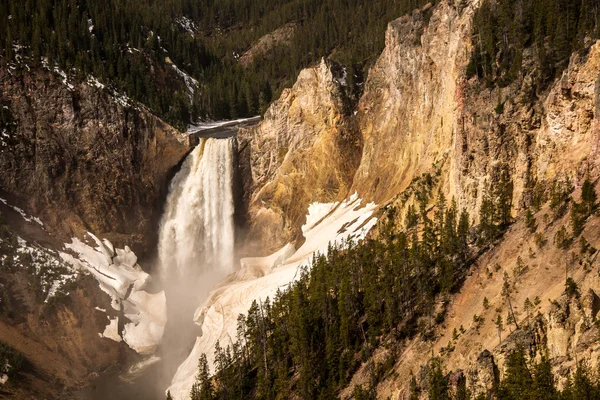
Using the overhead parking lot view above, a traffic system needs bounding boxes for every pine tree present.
[428,359,450,400]
[581,178,596,217]
[571,205,585,237]
[571,360,596,400]
[526,208,537,233]
[495,169,513,229]
[532,357,558,400]
[555,226,571,250]
[406,204,419,230]
[495,314,503,344]
[190,354,213,400]
[457,208,470,259]
[478,183,496,245]
[499,347,533,400]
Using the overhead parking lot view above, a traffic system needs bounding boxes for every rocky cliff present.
[238,58,361,252]
[0,67,192,256]
[238,0,600,396]
[0,65,192,397]
[243,0,600,232]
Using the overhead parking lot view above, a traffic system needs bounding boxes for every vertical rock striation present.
[0,68,192,255]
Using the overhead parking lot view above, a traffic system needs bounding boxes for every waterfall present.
[158,138,235,280]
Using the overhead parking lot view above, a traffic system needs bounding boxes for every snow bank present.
[60,233,167,353]
[123,290,168,353]
[167,193,377,399]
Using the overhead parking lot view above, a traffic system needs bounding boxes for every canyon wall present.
[239,0,600,396]
[242,0,600,238]
[0,68,192,255]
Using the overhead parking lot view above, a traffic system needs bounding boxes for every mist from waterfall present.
[158,137,236,281]
[152,137,236,398]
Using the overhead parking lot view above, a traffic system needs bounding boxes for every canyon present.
[1,0,600,398]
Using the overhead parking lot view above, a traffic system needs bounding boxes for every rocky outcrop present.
[239,23,298,68]
[238,58,361,252]
[0,67,192,255]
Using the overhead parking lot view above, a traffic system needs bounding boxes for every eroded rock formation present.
[0,68,192,255]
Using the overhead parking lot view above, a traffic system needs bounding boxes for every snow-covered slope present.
[168,193,377,400]
[60,233,167,354]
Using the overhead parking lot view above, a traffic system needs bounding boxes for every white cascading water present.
[157,138,235,280]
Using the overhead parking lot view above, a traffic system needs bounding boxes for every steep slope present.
[232,0,600,397]
[367,186,600,399]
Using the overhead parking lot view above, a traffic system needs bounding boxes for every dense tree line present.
[188,192,475,399]
[1,0,436,129]
[467,0,600,90]
[187,174,600,399]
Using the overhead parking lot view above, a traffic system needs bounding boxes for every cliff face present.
[243,0,600,230]
[0,66,192,397]
[238,58,361,252]
[352,0,475,205]
[0,68,192,255]
[240,0,600,396]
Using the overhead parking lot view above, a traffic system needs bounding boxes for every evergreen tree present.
[499,347,533,400]
[532,357,558,400]
[428,359,450,400]
[580,178,597,217]
[526,208,537,233]
[190,354,213,400]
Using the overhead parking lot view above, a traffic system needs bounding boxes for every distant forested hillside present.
[0,0,435,129]
[467,0,600,90]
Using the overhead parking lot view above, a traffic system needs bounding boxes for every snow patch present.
[41,58,74,90]
[60,233,167,353]
[100,316,121,342]
[86,76,105,90]
[186,116,260,135]
[0,198,44,226]
[171,64,198,98]
[168,194,377,399]
[6,237,78,303]
[175,17,197,36]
